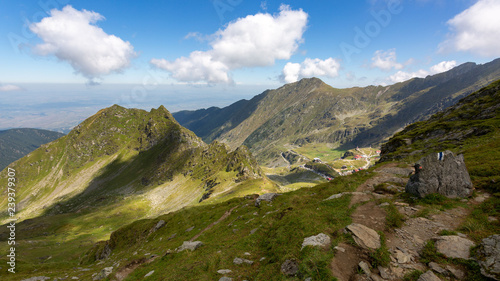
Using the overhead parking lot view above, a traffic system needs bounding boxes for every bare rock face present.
[346,223,381,249]
[435,235,475,259]
[406,151,473,198]
[476,234,500,280]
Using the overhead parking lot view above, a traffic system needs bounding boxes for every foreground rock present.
[476,234,500,280]
[255,193,280,207]
[176,241,203,252]
[406,151,473,198]
[417,270,441,281]
[21,277,50,281]
[301,233,331,250]
[93,267,113,280]
[435,235,475,259]
[281,259,299,276]
[346,223,381,249]
[233,257,254,265]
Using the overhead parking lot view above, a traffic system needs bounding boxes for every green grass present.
[0,164,376,280]
[384,203,406,229]
[370,233,390,268]
[459,196,500,243]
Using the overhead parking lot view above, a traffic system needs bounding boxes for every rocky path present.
[331,163,480,281]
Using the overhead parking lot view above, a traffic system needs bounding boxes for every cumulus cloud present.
[280,58,341,83]
[440,0,500,57]
[29,5,136,82]
[0,84,22,92]
[388,60,457,83]
[370,49,403,71]
[151,5,308,83]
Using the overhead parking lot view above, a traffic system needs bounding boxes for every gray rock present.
[371,274,385,281]
[93,267,113,281]
[324,193,345,200]
[428,262,448,275]
[378,266,392,280]
[255,193,280,207]
[445,265,465,280]
[21,277,50,281]
[176,241,203,252]
[346,223,381,249]
[144,270,154,277]
[359,261,371,275]
[476,234,500,280]
[219,277,233,281]
[406,151,473,198]
[151,220,166,232]
[281,259,299,276]
[185,226,194,232]
[435,235,475,259]
[417,270,441,281]
[394,249,411,264]
[217,269,232,274]
[233,257,254,265]
[301,233,331,250]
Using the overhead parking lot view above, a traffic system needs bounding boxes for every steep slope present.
[174,58,500,165]
[0,128,64,171]
[380,79,500,192]
[0,104,275,225]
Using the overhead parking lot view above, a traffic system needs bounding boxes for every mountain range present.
[0,59,499,280]
[174,58,500,165]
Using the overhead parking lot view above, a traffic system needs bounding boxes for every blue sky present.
[0,0,499,130]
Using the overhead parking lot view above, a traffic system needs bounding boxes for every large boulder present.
[406,151,473,198]
[476,235,500,280]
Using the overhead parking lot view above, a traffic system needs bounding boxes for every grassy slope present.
[0,105,278,279]
[0,128,64,171]
[0,167,374,280]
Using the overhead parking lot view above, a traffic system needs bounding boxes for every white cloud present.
[388,60,457,83]
[429,60,457,74]
[370,49,403,71]
[150,52,231,84]
[30,5,136,82]
[440,0,500,56]
[281,58,341,83]
[151,5,308,83]
[0,84,22,92]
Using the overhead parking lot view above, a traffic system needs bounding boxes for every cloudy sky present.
[0,0,499,130]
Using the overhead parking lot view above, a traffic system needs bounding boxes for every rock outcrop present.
[476,235,500,280]
[405,151,473,198]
